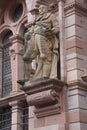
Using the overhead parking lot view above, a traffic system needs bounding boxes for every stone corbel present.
[27,89,60,106]
[21,78,65,118]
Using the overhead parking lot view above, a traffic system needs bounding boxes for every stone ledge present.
[21,77,64,94]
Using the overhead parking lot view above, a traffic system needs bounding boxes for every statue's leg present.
[50,52,59,79]
[24,61,32,80]
[42,54,52,77]
[33,58,43,79]
[35,34,47,58]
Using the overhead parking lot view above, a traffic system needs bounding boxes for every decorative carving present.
[64,2,87,15]
[68,80,87,89]
[34,104,61,118]
[10,45,24,60]
[27,89,59,106]
[9,47,16,60]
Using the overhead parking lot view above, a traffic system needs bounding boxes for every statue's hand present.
[32,20,36,25]
[40,53,46,59]
[45,29,52,36]
[23,55,28,61]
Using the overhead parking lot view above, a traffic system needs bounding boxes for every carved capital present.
[9,42,24,60]
[9,46,16,60]
[9,101,20,106]
[10,35,24,45]
[68,80,87,90]
[9,100,23,111]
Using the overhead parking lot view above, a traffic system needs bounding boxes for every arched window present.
[12,3,23,22]
[84,0,87,4]
[2,31,13,97]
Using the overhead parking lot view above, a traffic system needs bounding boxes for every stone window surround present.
[3,0,26,26]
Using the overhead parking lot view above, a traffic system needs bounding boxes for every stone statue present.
[21,4,60,83]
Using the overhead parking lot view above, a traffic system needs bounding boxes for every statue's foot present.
[17,79,29,86]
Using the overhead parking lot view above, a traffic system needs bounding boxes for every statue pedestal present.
[21,78,65,118]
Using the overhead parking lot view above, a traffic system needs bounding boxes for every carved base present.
[21,77,65,117]
[34,104,61,118]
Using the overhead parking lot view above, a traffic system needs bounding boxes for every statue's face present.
[39,5,48,15]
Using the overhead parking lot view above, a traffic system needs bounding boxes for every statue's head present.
[39,5,48,15]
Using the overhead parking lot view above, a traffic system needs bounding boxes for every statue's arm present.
[51,14,60,34]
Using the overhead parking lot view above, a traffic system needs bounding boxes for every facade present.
[0,0,87,130]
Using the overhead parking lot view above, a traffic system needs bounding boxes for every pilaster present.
[9,35,24,95]
[9,101,23,130]
[58,0,66,81]
[0,44,3,98]
[64,1,87,130]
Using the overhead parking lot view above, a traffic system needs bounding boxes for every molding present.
[22,78,64,94]
[10,35,24,44]
[9,100,24,108]
[27,89,60,106]
[64,2,87,15]
[68,80,87,90]
[0,92,25,107]
[34,104,61,118]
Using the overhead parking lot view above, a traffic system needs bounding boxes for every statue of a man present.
[23,4,60,81]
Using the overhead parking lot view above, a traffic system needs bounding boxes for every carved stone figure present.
[22,4,60,82]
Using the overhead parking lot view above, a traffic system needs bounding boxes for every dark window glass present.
[12,3,23,22]
[2,31,13,97]
[84,0,87,4]
[22,102,28,130]
[0,107,11,130]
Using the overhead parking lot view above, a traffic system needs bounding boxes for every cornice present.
[64,2,87,15]
[0,92,26,107]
